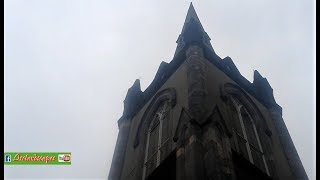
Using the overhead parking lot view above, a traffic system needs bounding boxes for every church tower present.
[109,3,308,180]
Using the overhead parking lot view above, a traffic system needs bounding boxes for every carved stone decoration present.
[202,106,236,179]
[186,45,208,125]
[173,107,192,143]
[208,106,233,138]
[173,107,209,180]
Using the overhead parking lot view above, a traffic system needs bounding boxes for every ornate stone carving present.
[186,45,208,125]
[202,107,236,179]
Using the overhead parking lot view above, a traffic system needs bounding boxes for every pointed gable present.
[120,3,280,121]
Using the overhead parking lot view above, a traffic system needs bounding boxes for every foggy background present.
[4,0,315,179]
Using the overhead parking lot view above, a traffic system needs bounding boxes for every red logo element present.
[63,155,70,162]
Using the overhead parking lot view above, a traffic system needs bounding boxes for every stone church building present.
[109,3,308,180]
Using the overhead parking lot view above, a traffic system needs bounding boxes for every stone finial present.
[252,70,277,108]
[123,79,142,119]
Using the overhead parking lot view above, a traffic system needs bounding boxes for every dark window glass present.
[236,134,249,161]
[146,153,157,176]
[241,108,259,148]
[161,112,170,144]
[250,145,265,173]
[148,123,159,159]
[230,101,243,137]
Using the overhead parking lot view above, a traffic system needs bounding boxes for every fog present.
[4,0,315,179]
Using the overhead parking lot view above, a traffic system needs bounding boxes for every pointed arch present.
[222,83,271,134]
[134,88,176,148]
[222,83,272,175]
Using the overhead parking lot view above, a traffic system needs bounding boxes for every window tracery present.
[143,101,171,178]
[229,96,270,175]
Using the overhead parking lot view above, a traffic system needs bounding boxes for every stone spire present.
[174,2,213,56]
[181,2,203,33]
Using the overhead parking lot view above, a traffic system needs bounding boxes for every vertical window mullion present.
[142,102,169,180]
[157,115,163,167]
[230,96,270,177]
[233,129,241,153]
[238,105,254,164]
[251,117,270,176]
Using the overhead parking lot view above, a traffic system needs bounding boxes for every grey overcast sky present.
[4,0,315,179]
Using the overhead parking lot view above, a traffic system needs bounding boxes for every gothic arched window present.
[230,96,270,175]
[143,101,171,178]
